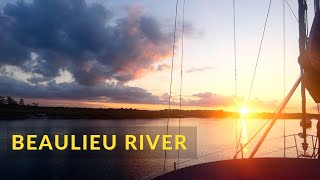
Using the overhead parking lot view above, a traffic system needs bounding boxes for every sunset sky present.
[0,0,319,113]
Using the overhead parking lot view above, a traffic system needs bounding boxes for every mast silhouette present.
[249,0,312,158]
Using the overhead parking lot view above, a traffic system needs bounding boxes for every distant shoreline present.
[0,105,318,120]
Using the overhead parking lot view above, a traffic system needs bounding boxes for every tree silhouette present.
[0,96,5,105]
[0,96,39,108]
[6,97,17,105]
[32,103,38,107]
[19,98,25,106]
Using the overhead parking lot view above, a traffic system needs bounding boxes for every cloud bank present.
[0,0,177,85]
[0,0,276,110]
[0,0,183,105]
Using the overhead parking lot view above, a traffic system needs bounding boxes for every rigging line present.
[232,0,239,157]
[164,0,179,173]
[300,0,308,157]
[285,0,309,38]
[285,0,299,22]
[283,0,286,158]
[234,90,290,158]
[182,134,286,168]
[284,0,309,38]
[144,132,291,180]
[234,72,303,157]
[177,146,237,165]
[142,145,237,180]
[233,0,238,98]
[317,104,320,129]
[178,0,186,169]
[234,113,290,159]
[180,134,285,167]
[305,2,309,37]
[187,135,285,165]
[246,0,273,106]
[144,131,290,180]
[234,0,273,158]
[257,147,286,157]
[235,91,289,157]
[235,125,243,157]
[234,119,271,158]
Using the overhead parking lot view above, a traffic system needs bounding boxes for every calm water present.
[0,118,318,179]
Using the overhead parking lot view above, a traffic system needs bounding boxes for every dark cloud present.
[0,75,280,109]
[0,76,165,104]
[1,0,225,107]
[0,0,180,86]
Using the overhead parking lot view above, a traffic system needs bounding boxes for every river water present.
[0,118,317,179]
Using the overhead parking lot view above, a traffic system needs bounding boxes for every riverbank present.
[0,105,318,120]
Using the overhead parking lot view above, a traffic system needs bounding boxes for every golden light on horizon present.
[239,105,249,141]
[240,106,250,117]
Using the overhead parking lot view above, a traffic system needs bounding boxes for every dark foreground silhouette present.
[156,158,320,180]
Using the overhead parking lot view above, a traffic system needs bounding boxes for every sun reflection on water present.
[240,118,249,155]
[239,106,250,156]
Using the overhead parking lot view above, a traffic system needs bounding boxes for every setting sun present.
[240,106,250,117]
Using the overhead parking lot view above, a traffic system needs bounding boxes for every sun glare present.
[240,106,249,116]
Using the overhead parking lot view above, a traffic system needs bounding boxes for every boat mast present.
[298,0,308,156]
[248,0,312,158]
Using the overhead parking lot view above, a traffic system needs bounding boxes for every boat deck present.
[156,158,320,180]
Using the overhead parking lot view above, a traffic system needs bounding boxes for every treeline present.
[0,97,318,120]
[0,105,236,120]
[0,96,38,107]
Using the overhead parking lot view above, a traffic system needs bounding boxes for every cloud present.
[0,0,193,86]
[185,92,236,107]
[0,75,166,104]
[248,97,279,111]
[157,64,170,71]
[1,0,252,109]
[0,74,281,110]
[186,66,213,73]
[178,92,280,110]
